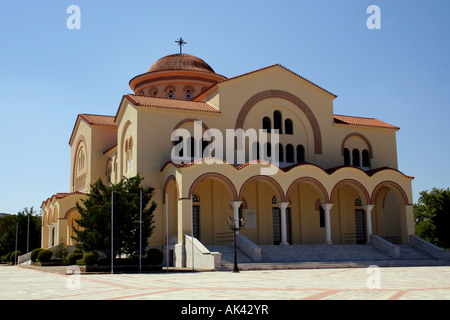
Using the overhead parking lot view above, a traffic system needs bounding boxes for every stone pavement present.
[0,264,449,301]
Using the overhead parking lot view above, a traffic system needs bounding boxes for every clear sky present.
[0,0,449,215]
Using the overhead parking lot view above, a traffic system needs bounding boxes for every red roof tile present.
[41,191,86,208]
[125,94,220,113]
[79,114,117,127]
[334,114,399,130]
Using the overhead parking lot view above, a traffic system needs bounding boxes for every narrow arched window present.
[286,144,294,163]
[277,144,284,162]
[273,110,282,134]
[167,89,174,99]
[185,89,192,100]
[285,119,293,134]
[189,137,195,161]
[296,145,305,163]
[126,137,133,172]
[352,149,360,167]
[176,136,184,158]
[192,193,200,202]
[344,148,351,165]
[272,195,277,204]
[262,117,271,133]
[264,142,272,159]
[362,149,370,168]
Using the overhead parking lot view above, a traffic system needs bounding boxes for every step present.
[260,245,392,262]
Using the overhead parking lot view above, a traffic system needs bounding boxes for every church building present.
[41,45,415,268]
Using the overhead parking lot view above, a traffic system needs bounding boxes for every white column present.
[363,204,375,243]
[277,202,290,245]
[230,201,243,233]
[321,203,334,244]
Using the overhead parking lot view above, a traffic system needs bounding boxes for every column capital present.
[321,203,334,211]
[277,202,290,210]
[230,201,243,209]
[363,204,375,212]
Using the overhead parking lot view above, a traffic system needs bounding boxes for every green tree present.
[0,208,41,256]
[72,175,156,258]
[414,187,450,248]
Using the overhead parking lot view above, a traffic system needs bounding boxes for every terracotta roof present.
[79,114,117,127]
[41,191,86,208]
[196,64,337,100]
[124,94,220,113]
[147,54,216,74]
[334,114,399,130]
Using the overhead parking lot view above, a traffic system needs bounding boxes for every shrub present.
[82,251,99,266]
[67,252,83,265]
[9,251,22,264]
[1,255,8,263]
[53,242,69,260]
[4,252,12,263]
[146,248,163,265]
[30,248,43,262]
[72,248,83,254]
[37,249,53,262]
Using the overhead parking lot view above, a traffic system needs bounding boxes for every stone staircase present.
[206,245,254,269]
[206,242,448,271]
[260,244,392,262]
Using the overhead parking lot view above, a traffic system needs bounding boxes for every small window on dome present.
[168,89,174,99]
[150,88,158,97]
[185,89,192,100]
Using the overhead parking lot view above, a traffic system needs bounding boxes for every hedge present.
[37,249,53,262]
[30,248,43,262]
[67,252,83,265]
[9,251,22,263]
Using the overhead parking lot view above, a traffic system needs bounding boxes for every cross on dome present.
[175,37,187,54]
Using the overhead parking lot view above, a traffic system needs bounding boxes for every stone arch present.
[341,132,373,159]
[188,172,238,201]
[239,175,286,202]
[371,181,411,205]
[286,177,330,203]
[163,175,179,204]
[235,89,322,154]
[330,179,371,205]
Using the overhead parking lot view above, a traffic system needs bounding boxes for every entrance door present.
[355,209,366,244]
[192,205,200,240]
[272,208,291,245]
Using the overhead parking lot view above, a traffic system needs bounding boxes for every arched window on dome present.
[167,89,174,99]
[185,89,192,100]
[149,87,158,97]
[184,86,194,100]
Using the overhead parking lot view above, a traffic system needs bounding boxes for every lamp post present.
[226,217,246,273]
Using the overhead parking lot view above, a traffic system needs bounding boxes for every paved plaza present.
[0,264,449,301]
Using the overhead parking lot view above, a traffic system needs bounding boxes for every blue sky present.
[0,0,449,214]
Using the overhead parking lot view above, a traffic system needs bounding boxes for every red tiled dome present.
[147,54,216,73]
